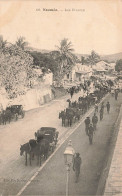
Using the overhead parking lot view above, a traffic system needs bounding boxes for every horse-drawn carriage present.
[20,127,59,166]
[6,105,25,120]
[35,127,59,152]
[0,104,25,125]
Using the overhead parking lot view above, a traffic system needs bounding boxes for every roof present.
[93,61,112,71]
[72,63,92,74]
[96,61,109,67]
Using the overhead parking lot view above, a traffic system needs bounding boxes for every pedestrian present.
[101,102,104,114]
[106,101,110,114]
[115,90,118,100]
[70,87,74,99]
[92,113,98,131]
[73,153,82,183]
[99,108,103,121]
[84,117,90,135]
[87,123,94,144]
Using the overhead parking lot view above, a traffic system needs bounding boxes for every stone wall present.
[0,86,53,111]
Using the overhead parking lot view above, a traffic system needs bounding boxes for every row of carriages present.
[59,87,109,127]
[0,105,25,125]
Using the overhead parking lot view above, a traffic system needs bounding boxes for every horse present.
[59,108,75,127]
[73,108,81,121]
[20,143,31,166]
[59,111,66,127]
[0,110,12,125]
[66,109,75,127]
[20,139,50,166]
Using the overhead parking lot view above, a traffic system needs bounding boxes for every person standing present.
[70,87,74,98]
[101,102,105,114]
[99,108,103,121]
[73,153,82,183]
[92,113,98,131]
[106,101,110,114]
[115,90,118,100]
[84,117,90,135]
[87,123,94,144]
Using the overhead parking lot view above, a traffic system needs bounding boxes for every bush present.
[115,59,122,72]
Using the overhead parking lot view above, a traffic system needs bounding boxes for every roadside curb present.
[96,104,122,196]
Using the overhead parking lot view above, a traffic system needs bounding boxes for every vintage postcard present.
[0,0,122,195]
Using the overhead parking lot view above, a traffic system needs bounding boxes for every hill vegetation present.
[101,52,122,63]
[0,34,122,99]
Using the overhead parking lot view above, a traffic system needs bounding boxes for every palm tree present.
[86,50,100,65]
[55,38,76,77]
[16,36,28,50]
[0,35,7,53]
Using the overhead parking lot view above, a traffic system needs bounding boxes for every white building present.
[92,61,115,74]
[63,63,92,84]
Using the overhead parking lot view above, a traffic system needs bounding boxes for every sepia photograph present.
[0,0,122,195]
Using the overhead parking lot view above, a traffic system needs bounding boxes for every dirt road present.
[0,91,84,195]
[20,94,122,196]
[0,93,121,195]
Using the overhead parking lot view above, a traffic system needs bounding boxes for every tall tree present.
[54,38,76,83]
[115,59,122,72]
[0,35,7,53]
[0,46,36,98]
[86,50,100,65]
[16,36,28,50]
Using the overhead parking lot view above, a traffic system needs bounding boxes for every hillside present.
[26,47,51,53]
[76,52,122,63]
[101,52,122,63]
[26,47,122,63]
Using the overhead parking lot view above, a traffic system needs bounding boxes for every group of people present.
[68,80,92,99]
[84,101,111,145]
[67,83,121,183]
[59,85,109,127]
[72,100,111,183]
[68,86,81,98]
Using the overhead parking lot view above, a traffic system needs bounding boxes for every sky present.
[0,0,122,55]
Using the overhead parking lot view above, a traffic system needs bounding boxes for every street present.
[0,1,122,195]
[0,92,122,195]
[0,91,87,195]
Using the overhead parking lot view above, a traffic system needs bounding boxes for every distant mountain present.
[76,52,122,63]
[26,47,51,53]
[101,52,122,63]
[26,47,122,63]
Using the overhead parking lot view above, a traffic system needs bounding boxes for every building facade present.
[63,63,92,84]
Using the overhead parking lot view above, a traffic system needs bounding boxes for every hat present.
[76,153,80,157]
